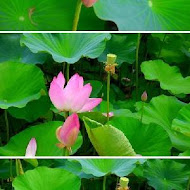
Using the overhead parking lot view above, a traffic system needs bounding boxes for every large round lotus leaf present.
[76,159,138,177]
[172,104,190,137]
[144,160,189,190]
[94,0,190,31]
[0,0,104,31]
[0,62,46,109]
[109,117,171,156]
[21,33,111,64]
[98,34,137,65]
[8,96,51,122]
[13,167,81,190]
[0,34,47,64]
[0,121,83,156]
[141,60,190,95]
[83,117,136,156]
[135,95,190,151]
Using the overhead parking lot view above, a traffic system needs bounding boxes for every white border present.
[0,31,190,33]
[0,156,190,159]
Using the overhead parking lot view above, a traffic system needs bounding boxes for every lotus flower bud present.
[141,91,147,102]
[82,0,97,7]
[49,72,102,113]
[25,138,37,157]
[56,113,80,152]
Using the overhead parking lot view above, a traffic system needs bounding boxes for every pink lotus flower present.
[25,138,37,157]
[56,113,80,151]
[82,0,97,7]
[49,72,102,113]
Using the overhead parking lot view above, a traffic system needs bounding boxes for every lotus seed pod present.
[107,54,117,65]
[120,177,129,188]
[141,91,147,102]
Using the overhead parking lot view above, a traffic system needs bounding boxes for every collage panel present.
[0,158,190,190]
[0,33,189,157]
[0,0,189,31]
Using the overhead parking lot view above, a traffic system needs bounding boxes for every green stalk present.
[135,33,141,101]
[107,72,111,122]
[16,159,24,176]
[65,111,69,119]
[63,148,70,156]
[187,177,190,190]
[158,34,167,58]
[10,159,13,181]
[140,102,145,123]
[103,176,107,190]
[4,110,9,142]
[72,0,83,31]
[63,62,66,73]
[66,63,70,82]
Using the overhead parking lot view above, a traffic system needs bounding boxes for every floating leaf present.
[94,0,190,31]
[144,160,190,190]
[141,60,190,94]
[13,167,81,190]
[0,121,83,156]
[83,117,136,156]
[0,62,46,109]
[109,117,171,156]
[98,34,137,65]
[21,33,111,64]
[77,159,138,177]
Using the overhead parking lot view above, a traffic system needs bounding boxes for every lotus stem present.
[107,72,111,122]
[63,148,70,156]
[10,159,13,181]
[16,159,24,176]
[72,0,82,31]
[187,177,190,190]
[103,175,107,190]
[66,63,70,82]
[140,102,145,123]
[4,110,9,142]
[135,33,141,100]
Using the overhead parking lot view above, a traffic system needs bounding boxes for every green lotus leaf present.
[0,62,46,109]
[0,34,47,64]
[0,0,104,31]
[8,96,51,122]
[21,33,111,64]
[0,121,83,156]
[76,159,138,177]
[98,34,137,65]
[83,117,136,156]
[135,95,190,151]
[141,60,190,95]
[12,167,81,190]
[94,0,190,31]
[172,104,190,137]
[109,117,171,156]
[144,160,190,190]
[147,34,190,64]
